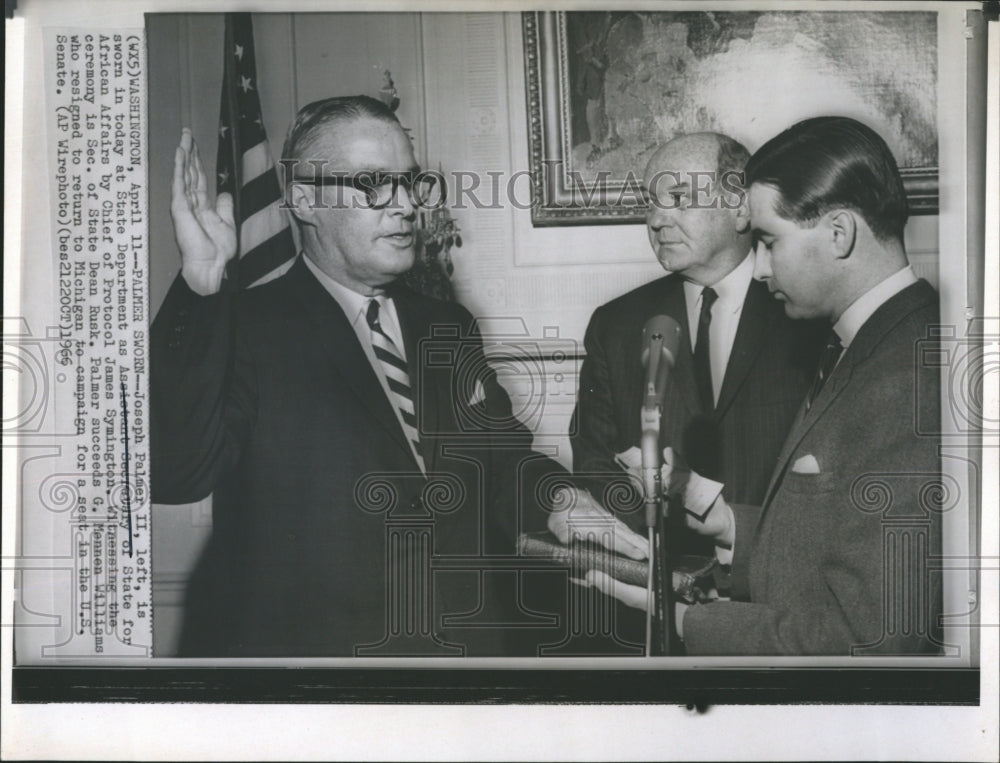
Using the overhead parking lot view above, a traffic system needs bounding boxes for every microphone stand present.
[640,334,672,656]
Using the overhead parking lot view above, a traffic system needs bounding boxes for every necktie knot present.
[820,333,844,376]
[806,331,844,410]
[366,298,384,335]
[700,286,718,314]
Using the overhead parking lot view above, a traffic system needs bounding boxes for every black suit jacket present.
[572,272,825,525]
[684,280,943,654]
[151,258,558,656]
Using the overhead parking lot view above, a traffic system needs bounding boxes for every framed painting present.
[523,10,940,226]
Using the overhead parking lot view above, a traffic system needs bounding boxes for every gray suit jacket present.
[684,280,944,655]
[565,271,823,650]
[572,274,824,522]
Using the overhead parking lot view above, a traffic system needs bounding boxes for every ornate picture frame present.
[524,10,940,227]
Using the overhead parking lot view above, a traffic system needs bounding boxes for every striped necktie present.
[366,298,426,473]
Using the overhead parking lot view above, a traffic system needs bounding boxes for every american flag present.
[216,13,296,288]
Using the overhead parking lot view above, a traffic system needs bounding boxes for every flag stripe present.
[240,141,273,183]
[240,162,285,220]
[245,257,296,289]
[217,13,296,288]
[238,227,297,288]
[240,199,289,254]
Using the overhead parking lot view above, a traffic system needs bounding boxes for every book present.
[518,530,649,586]
[518,531,719,602]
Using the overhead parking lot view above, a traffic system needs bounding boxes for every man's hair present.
[745,116,908,242]
[281,94,400,163]
[715,133,750,184]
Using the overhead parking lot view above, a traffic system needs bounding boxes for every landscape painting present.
[525,10,938,225]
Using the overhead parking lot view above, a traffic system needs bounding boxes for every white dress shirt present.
[682,251,756,405]
[303,255,411,436]
[833,265,918,350]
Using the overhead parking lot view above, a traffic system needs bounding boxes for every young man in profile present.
[588,117,944,656]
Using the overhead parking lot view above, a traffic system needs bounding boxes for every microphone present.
[641,315,680,407]
[639,315,681,656]
[640,316,681,527]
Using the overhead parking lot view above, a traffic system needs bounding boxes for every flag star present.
[219,124,229,138]
[239,75,253,93]
[234,44,244,61]
[254,116,263,128]
[218,168,229,185]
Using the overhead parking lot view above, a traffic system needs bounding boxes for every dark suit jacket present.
[571,273,824,527]
[684,280,944,655]
[151,258,557,656]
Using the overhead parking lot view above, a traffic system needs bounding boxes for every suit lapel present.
[761,360,854,507]
[759,280,937,508]
[287,259,414,460]
[714,279,774,419]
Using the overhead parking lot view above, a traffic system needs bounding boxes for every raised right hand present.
[170,128,237,295]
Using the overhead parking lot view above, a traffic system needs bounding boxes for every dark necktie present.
[693,286,718,413]
[805,332,844,411]
[366,298,426,472]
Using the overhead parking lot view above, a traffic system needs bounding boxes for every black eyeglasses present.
[292,170,445,209]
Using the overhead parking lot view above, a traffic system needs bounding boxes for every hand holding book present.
[519,530,719,604]
[545,485,648,560]
[536,446,735,612]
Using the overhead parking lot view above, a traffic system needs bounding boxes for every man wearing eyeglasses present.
[151,95,560,657]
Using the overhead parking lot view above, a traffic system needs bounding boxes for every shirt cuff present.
[711,499,735,565]
[715,543,734,566]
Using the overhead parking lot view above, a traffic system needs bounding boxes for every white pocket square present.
[468,380,487,407]
[791,454,821,474]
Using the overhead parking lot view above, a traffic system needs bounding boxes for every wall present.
[147,11,942,655]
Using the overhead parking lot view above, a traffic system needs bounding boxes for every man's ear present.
[828,209,856,259]
[287,183,318,228]
[734,195,751,234]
